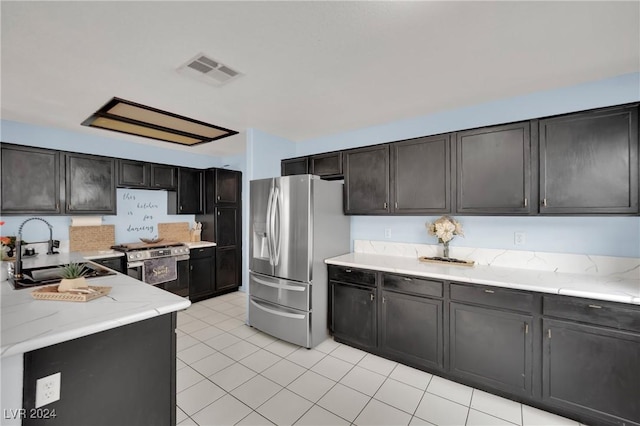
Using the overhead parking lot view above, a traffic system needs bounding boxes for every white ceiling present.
[1,1,639,157]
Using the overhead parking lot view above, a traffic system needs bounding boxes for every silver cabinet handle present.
[403,277,412,282]
[524,198,528,207]
[345,269,352,273]
[370,293,375,301]
[588,304,602,309]
[383,202,388,209]
[484,289,495,294]
[542,198,547,207]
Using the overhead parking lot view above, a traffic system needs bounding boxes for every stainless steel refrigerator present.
[248,175,350,348]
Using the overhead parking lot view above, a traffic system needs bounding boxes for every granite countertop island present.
[325,251,640,305]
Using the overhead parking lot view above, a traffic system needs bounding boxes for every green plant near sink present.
[57,262,89,292]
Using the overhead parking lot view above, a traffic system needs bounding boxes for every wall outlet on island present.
[384,228,392,239]
[35,372,61,408]
[514,232,526,246]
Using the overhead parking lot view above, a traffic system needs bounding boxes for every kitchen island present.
[1,251,190,426]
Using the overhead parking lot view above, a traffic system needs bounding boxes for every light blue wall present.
[296,72,640,156]
[353,216,640,258]
[292,72,640,258]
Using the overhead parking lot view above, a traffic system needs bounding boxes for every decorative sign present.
[109,188,192,243]
[143,257,177,285]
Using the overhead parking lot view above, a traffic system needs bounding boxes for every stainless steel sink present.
[9,262,117,290]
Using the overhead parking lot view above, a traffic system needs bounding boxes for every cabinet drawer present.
[328,265,376,287]
[190,246,215,259]
[450,282,534,313]
[383,273,443,298]
[543,296,640,333]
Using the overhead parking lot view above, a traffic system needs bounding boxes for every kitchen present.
[1,2,640,426]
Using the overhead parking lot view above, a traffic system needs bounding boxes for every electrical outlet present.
[514,232,526,246]
[384,228,392,239]
[35,372,61,408]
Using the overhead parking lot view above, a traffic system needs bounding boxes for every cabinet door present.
[455,122,531,214]
[151,164,177,190]
[391,135,450,214]
[543,319,640,425]
[216,169,241,204]
[450,302,533,396]
[176,168,202,214]
[281,157,309,176]
[190,254,215,299]
[118,160,149,188]
[330,281,377,350]
[215,207,238,247]
[343,145,390,214]
[539,105,639,214]
[1,145,61,214]
[380,290,443,370]
[65,153,116,214]
[216,246,239,291]
[310,152,342,178]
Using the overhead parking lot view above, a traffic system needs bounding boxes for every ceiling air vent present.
[177,53,243,87]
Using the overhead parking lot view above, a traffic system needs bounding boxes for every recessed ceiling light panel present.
[82,97,238,146]
[177,53,243,87]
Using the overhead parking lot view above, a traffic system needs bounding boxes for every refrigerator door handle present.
[266,185,275,266]
[273,186,282,266]
[250,299,306,320]
[252,275,306,292]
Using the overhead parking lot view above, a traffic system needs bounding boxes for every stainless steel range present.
[111,241,190,297]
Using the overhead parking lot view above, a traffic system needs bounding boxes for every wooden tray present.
[31,285,112,302]
[419,256,475,267]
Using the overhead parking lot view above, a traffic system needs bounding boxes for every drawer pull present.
[382,296,386,304]
[484,289,495,294]
[345,269,352,273]
[403,277,412,282]
[525,323,529,334]
[588,304,602,309]
[370,293,375,301]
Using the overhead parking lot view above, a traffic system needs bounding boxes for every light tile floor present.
[176,291,588,426]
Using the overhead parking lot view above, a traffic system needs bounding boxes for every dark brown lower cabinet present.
[449,303,533,396]
[215,246,239,292]
[380,290,443,370]
[543,319,640,425]
[330,281,377,351]
[329,264,640,426]
[189,247,216,302]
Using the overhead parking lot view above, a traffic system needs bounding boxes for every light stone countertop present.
[325,252,640,305]
[1,251,190,358]
[183,241,217,249]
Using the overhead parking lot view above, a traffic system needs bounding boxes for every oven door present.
[127,255,190,297]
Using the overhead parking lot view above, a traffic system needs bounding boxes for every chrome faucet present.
[13,217,58,279]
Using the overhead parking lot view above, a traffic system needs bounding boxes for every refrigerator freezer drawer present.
[249,272,310,311]
[248,297,310,348]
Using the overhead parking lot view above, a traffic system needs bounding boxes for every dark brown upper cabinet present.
[118,160,150,188]
[204,168,241,213]
[391,135,451,214]
[150,164,178,190]
[310,151,343,179]
[539,105,639,214]
[168,168,202,214]
[215,169,241,204]
[1,144,61,215]
[455,121,532,214]
[343,144,390,214]
[281,156,309,176]
[65,152,117,214]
